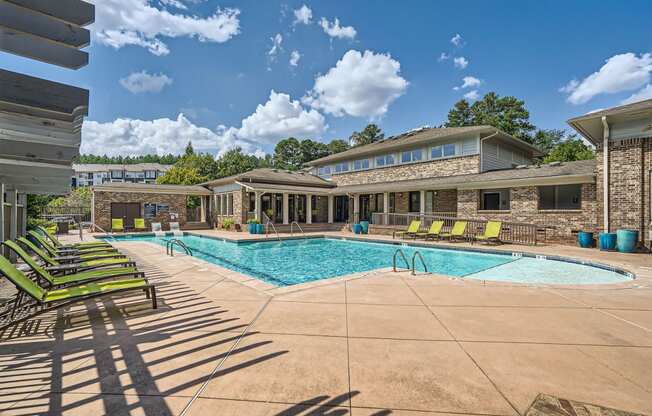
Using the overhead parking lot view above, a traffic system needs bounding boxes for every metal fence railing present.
[37,206,91,223]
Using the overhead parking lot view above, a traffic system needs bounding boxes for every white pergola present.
[0,0,93,246]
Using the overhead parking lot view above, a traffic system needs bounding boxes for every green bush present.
[222,219,234,230]
[247,219,260,224]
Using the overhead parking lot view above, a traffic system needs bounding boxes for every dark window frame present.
[538,184,582,210]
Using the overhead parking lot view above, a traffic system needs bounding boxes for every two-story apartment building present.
[72,163,171,188]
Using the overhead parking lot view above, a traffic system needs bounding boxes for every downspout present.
[601,116,610,233]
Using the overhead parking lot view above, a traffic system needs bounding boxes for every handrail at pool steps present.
[371,213,540,246]
[166,239,193,257]
[290,221,304,237]
[411,251,428,275]
[262,212,281,241]
[392,248,410,272]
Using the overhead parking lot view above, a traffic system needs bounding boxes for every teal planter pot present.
[616,229,638,253]
[256,224,265,234]
[359,221,369,234]
[599,232,617,251]
[577,231,594,248]
[352,224,362,234]
[247,223,256,234]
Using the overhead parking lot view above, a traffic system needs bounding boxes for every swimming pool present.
[103,234,633,286]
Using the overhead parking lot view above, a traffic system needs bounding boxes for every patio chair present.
[415,220,444,240]
[28,231,118,257]
[474,220,503,244]
[36,225,112,249]
[134,218,146,232]
[439,221,468,242]
[3,240,144,289]
[169,222,183,236]
[112,218,124,233]
[0,254,156,330]
[17,237,135,274]
[393,220,421,239]
[151,222,165,237]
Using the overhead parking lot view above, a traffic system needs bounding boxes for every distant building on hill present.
[72,163,172,188]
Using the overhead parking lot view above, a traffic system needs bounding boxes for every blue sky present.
[3,0,651,156]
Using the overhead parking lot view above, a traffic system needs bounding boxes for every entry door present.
[111,203,141,229]
[334,196,349,222]
[359,195,371,221]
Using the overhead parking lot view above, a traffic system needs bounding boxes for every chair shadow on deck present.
[0,260,288,416]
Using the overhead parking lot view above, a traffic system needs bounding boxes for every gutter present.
[601,116,610,233]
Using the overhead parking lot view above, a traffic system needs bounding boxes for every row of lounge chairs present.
[394,220,503,244]
[0,226,157,330]
[111,219,182,236]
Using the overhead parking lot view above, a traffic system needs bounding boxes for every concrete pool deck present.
[1,231,651,415]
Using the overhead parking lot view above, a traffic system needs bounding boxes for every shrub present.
[222,219,234,230]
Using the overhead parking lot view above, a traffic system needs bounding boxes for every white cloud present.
[438,52,450,62]
[450,34,463,47]
[290,50,301,67]
[561,53,652,104]
[453,56,468,69]
[90,0,240,56]
[453,76,481,90]
[464,90,479,101]
[293,5,312,25]
[159,0,187,10]
[119,70,173,93]
[217,90,326,145]
[319,17,356,40]
[268,33,283,59]
[303,50,408,118]
[621,84,652,105]
[81,114,259,157]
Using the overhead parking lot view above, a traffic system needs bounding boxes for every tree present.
[273,138,303,170]
[47,187,92,209]
[184,141,195,156]
[215,147,260,178]
[156,166,206,185]
[532,129,566,155]
[349,124,384,147]
[445,92,536,142]
[300,139,330,164]
[328,139,349,154]
[543,139,595,163]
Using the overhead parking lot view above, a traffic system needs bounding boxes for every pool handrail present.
[411,251,428,275]
[290,221,304,237]
[392,248,410,272]
[166,239,193,257]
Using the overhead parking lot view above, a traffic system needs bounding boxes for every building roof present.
[334,159,596,193]
[567,98,652,144]
[306,125,543,166]
[73,163,172,173]
[202,168,336,188]
[91,182,211,195]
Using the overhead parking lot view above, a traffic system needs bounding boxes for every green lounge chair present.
[134,218,146,232]
[415,220,444,240]
[0,254,156,330]
[36,225,112,249]
[393,220,421,239]
[28,231,118,257]
[474,221,503,244]
[112,218,124,233]
[3,241,144,289]
[440,221,468,242]
[17,237,135,273]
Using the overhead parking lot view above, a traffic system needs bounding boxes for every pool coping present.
[100,232,641,293]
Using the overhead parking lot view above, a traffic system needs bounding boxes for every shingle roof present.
[306,125,542,166]
[91,182,211,195]
[568,98,652,122]
[202,168,335,188]
[73,163,172,172]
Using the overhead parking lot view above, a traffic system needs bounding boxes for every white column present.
[254,192,262,221]
[9,189,17,262]
[306,194,312,224]
[282,193,289,224]
[353,194,360,223]
[0,184,5,245]
[419,190,426,217]
[200,196,206,222]
[327,195,334,224]
[20,194,26,236]
[383,191,389,225]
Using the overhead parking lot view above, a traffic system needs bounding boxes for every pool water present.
[104,235,632,286]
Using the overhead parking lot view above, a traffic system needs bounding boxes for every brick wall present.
[596,138,652,246]
[330,155,480,186]
[457,184,598,243]
[93,191,188,231]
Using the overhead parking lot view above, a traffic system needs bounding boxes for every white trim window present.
[335,162,350,173]
[375,154,395,167]
[317,166,331,177]
[431,143,457,159]
[353,159,370,170]
[401,149,422,163]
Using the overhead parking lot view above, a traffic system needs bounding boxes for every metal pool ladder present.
[166,239,193,257]
[290,221,304,237]
[392,248,410,272]
[411,251,428,275]
[265,221,281,241]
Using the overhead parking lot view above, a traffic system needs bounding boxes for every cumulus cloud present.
[159,0,187,10]
[217,90,326,144]
[90,0,240,56]
[268,33,283,58]
[453,56,468,69]
[453,76,481,90]
[290,50,301,67]
[621,84,652,105]
[438,52,450,62]
[303,50,408,118]
[450,33,463,47]
[81,114,259,157]
[293,5,312,25]
[119,70,173,93]
[319,17,356,40]
[464,90,479,101]
[560,53,652,104]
